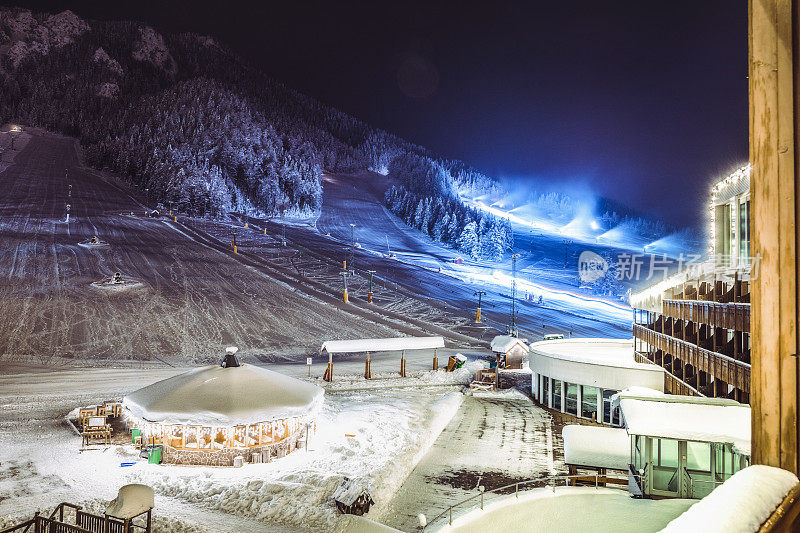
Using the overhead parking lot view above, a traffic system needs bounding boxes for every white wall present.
[530,352,664,392]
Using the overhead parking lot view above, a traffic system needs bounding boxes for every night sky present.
[8,1,748,227]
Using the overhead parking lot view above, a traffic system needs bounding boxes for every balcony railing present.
[633,324,750,393]
[662,299,750,331]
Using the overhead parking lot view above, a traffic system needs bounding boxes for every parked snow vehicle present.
[332,477,374,516]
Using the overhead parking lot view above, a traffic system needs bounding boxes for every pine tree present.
[457,222,481,260]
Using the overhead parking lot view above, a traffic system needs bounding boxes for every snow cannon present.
[221,346,240,368]
[112,271,123,284]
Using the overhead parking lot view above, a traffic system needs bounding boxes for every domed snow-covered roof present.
[123,364,324,427]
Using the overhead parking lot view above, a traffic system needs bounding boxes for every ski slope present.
[306,171,632,339]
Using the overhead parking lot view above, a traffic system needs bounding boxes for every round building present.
[123,348,324,466]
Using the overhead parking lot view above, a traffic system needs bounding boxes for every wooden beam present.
[749,0,800,474]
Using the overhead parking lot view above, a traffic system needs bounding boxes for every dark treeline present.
[0,9,498,220]
[0,8,669,253]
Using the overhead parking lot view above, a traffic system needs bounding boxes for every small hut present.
[123,347,324,466]
[490,335,529,369]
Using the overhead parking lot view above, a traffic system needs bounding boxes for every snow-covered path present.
[382,391,565,531]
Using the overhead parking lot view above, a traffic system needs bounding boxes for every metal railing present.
[422,473,616,531]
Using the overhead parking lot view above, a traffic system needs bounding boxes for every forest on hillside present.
[0,7,670,261]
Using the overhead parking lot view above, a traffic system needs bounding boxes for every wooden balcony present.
[634,351,704,397]
[662,299,750,332]
[633,324,751,393]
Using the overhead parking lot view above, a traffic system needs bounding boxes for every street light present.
[367,270,376,303]
[349,223,356,273]
[510,253,521,337]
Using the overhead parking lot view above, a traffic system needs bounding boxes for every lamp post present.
[367,270,376,303]
[349,223,356,272]
[510,253,521,337]
[340,270,349,303]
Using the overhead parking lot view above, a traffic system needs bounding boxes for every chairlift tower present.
[474,290,486,323]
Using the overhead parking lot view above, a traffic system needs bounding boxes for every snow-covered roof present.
[105,484,154,519]
[562,425,630,470]
[321,336,444,353]
[660,465,798,533]
[123,364,324,426]
[529,338,646,370]
[490,335,529,354]
[618,393,751,455]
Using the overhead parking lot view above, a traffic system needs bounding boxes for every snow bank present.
[660,465,798,533]
[121,388,463,530]
[432,487,694,533]
[123,363,324,426]
[105,484,153,519]
[562,425,629,470]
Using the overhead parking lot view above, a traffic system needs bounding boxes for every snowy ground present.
[0,362,480,531]
[383,388,564,531]
[430,487,696,533]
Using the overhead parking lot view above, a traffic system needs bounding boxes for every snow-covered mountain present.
[0,6,672,262]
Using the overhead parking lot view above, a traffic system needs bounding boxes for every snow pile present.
[619,394,751,455]
[123,363,324,426]
[93,48,124,76]
[131,26,177,74]
[433,487,694,533]
[121,389,463,530]
[660,465,798,533]
[562,425,629,470]
[105,484,154,519]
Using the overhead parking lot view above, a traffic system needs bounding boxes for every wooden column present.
[749,0,800,474]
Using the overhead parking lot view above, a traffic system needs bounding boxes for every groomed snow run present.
[659,465,798,533]
[123,363,324,426]
[562,425,630,470]
[430,487,695,533]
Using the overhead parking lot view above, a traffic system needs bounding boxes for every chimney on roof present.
[221,346,240,368]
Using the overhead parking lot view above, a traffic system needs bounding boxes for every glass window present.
[602,389,621,425]
[542,376,550,406]
[686,441,711,472]
[565,382,578,415]
[632,435,643,470]
[552,379,562,411]
[580,385,598,420]
[739,199,750,261]
[715,444,734,480]
[657,438,678,468]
